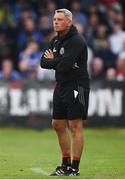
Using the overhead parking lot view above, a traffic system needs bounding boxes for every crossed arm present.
[40,48,60,69]
[40,39,84,72]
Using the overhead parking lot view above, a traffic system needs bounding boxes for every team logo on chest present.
[60,47,64,55]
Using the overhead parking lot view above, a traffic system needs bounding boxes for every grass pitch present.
[0,127,125,179]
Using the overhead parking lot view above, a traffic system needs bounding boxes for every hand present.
[44,49,54,59]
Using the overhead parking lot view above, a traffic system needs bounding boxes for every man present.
[0,59,21,80]
[40,9,90,176]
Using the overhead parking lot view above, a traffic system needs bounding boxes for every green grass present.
[0,127,125,179]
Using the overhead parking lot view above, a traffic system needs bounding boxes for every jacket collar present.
[57,25,78,41]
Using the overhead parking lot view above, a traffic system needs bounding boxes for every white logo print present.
[72,62,79,69]
[74,90,78,98]
[60,47,64,55]
[53,47,57,52]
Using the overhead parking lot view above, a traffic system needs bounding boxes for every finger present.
[46,50,50,53]
[48,49,54,58]
[44,54,48,58]
[44,51,50,56]
[44,52,50,57]
[44,55,51,60]
[45,50,51,56]
[48,49,53,53]
[44,54,50,58]
[48,49,54,56]
[45,50,50,54]
[45,52,48,56]
[44,55,50,59]
[44,52,51,59]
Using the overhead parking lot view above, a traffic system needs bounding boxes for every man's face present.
[2,60,13,77]
[53,12,71,32]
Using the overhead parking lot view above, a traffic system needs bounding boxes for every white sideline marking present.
[31,167,49,176]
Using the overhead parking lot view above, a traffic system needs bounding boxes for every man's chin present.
[54,29,60,32]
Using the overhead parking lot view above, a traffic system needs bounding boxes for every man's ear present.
[67,20,72,28]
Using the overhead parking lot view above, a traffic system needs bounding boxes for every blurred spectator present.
[0,0,125,82]
[118,51,125,59]
[40,30,55,51]
[85,13,99,47]
[0,33,15,60]
[105,4,124,28]
[57,0,70,9]
[109,21,125,55]
[12,0,37,25]
[85,2,98,13]
[17,17,43,49]
[0,2,14,31]
[39,14,53,34]
[0,58,21,80]
[38,1,56,37]
[46,0,56,15]
[20,8,37,22]
[19,41,41,80]
[98,0,120,8]
[81,0,97,11]
[90,24,108,50]
[106,68,116,80]
[94,37,117,69]
[37,66,55,81]
[91,57,105,79]
[115,55,125,80]
[95,24,108,39]
[70,0,88,26]
[74,22,85,35]
[111,4,124,24]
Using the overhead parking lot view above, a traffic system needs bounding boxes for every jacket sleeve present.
[40,37,60,69]
[40,55,60,69]
[55,38,85,72]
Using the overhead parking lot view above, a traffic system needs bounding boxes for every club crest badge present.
[60,47,64,55]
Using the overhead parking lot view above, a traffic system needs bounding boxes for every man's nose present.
[54,21,58,25]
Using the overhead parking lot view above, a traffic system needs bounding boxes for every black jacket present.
[40,25,89,84]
